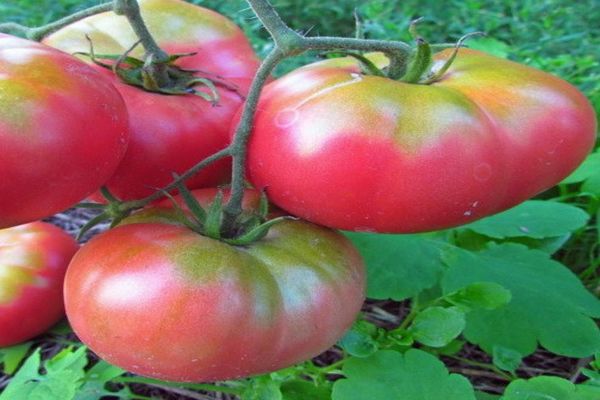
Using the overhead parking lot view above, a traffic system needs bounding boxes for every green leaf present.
[476,392,501,400]
[337,320,379,358]
[281,380,331,400]
[0,349,42,400]
[582,172,600,196]
[502,376,600,400]
[461,201,589,239]
[76,360,127,400]
[344,233,446,300]
[492,346,522,374]
[454,229,571,254]
[562,152,600,184]
[243,377,282,400]
[442,244,600,357]
[0,342,32,374]
[332,350,475,400]
[446,282,512,311]
[0,347,89,400]
[430,339,466,356]
[410,306,466,348]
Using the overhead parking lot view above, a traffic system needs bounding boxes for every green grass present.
[2,0,599,96]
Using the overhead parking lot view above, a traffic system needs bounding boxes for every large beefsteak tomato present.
[0,222,78,347]
[245,49,597,233]
[0,34,128,228]
[44,0,261,200]
[64,189,366,382]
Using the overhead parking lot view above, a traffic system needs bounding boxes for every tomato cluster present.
[0,0,596,386]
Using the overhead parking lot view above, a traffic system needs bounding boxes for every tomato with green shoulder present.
[64,189,366,382]
[0,34,128,228]
[245,49,597,233]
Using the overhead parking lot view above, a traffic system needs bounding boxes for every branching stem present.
[0,2,112,41]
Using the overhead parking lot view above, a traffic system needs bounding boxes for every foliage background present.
[1,0,599,399]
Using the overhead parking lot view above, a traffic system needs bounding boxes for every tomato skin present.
[44,0,261,200]
[64,189,365,382]
[245,49,597,233]
[0,34,129,228]
[0,222,78,347]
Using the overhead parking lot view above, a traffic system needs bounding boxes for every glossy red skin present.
[0,34,128,228]
[245,49,597,233]
[44,0,260,200]
[64,189,365,382]
[0,222,78,347]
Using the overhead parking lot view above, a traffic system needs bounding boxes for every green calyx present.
[336,17,482,85]
[401,21,484,84]
[164,180,294,246]
[75,36,243,103]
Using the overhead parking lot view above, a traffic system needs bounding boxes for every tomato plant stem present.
[0,3,113,41]
[113,0,171,85]
[113,377,245,396]
[221,49,287,233]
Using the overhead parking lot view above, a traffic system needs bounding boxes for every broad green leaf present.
[430,339,466,356]
[281,380,331,400]
[461,201,589,239]
[446,282,511,311]
[0,349,42,400]
[76,360,128,400]
[562,152,600,184]
[454,229,571,254]
[582,172,600,196]
[243,378,282,400]
[442,244,600,357]
[337,320,379,358]
[492,346,522,374]
[332,349,476,400]
[410,306,466,348]
[0,342,32,374]
[0,347,88,400]
[502,376,600,400]
[28,370,81,400]
[476,392,501,400]
[45,347,88,375]
[344,233,446,300]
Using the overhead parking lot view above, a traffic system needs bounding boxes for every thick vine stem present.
[245,0,303,52]
[0,2,112,41]
[302,37,412,79]
[221,49,288,233]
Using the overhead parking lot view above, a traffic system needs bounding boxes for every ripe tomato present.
[0,222,78,347]
[44,0,261,200]
[245,49,597,233]
[64,189,365,382]
[0,34,128,228]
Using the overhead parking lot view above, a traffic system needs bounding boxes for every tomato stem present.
[113,0,171,86]
[0,3,113,41]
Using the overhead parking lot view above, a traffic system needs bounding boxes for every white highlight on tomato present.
[0,48,39,65]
